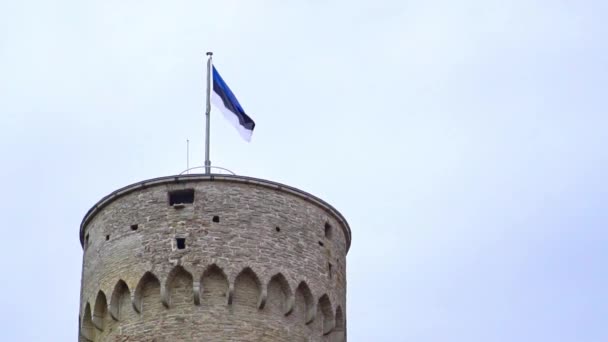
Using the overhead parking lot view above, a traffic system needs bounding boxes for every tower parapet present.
[79,174,350,341]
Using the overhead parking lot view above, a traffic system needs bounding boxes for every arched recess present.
[292,281,314,324]
[318,294,335,335]
[201,264,229,306]
[166,266,194,309]
[233,267,262,310]
[134,272,161,316]
[110,280,132,321]
[92,291,108,330]
[81,302,96,341]
[329,306,345,342]
[266,273,293,316]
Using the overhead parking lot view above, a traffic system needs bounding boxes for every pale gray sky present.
[1,1,607,341]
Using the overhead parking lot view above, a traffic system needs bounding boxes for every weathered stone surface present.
[79,175,350,342]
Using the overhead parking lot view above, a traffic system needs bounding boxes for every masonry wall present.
[79,175,350,342]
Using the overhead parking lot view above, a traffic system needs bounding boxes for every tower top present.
[79,174,352,251]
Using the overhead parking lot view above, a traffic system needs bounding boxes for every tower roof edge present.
[79,174,352,252]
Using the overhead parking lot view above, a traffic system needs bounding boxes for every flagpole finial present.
[206,51,213,56]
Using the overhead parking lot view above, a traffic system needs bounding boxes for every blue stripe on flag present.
[212,66,255,132]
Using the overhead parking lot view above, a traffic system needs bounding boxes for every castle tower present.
[78,174,351,341]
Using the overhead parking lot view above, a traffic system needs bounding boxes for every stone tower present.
[78,174,351,341]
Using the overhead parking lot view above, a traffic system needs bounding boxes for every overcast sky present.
[1,0,607,341]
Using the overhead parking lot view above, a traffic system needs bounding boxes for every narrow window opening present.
[85,234,90,246]
[212,215,220,223]
[318,241,324,247]
[275,226,281,232]
[324,222,333,239]
[130,224,138,231]
[176,238,186,250]
[105,235,110,241]
[168,189,195,206]
[328,263,333,278]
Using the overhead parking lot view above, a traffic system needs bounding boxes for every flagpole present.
[205,51,213,174]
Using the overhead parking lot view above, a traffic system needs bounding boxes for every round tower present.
[78,174,351,341]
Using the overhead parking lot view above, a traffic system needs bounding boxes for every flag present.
[211,66,255,141]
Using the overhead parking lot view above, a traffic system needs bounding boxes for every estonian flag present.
[211,66,255,141]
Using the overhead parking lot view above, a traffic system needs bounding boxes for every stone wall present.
[79,175,350,341]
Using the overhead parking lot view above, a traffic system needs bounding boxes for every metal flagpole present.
[204,52,213,174]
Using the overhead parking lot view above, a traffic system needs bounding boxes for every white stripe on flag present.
[211,91,254,142]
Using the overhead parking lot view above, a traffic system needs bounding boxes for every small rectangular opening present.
[131,224,138,231]
[176,238,186,250]
[84,233,90,251]
[324,222,333,239]
[169,189,195,206]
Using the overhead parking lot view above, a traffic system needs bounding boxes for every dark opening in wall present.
[176,238,186,250]
[212,215,220,223]
[324,222,333,239]
[85,233,90,246]
[318,241,324,247]
[168,189,195,206]
[130,224,138,231]
[105,235,110,241]
[275,226,281,232]
[328,263,333,278]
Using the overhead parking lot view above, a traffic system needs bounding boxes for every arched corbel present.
[193,280,201,306]
[258,287,267,310]
[161,281,170,308]
[227,283,234,305]
[109,305,119,321]
[284,293,295,316]
[131,291,140,314]
[306,301,317,325]
[323,318,336,335]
